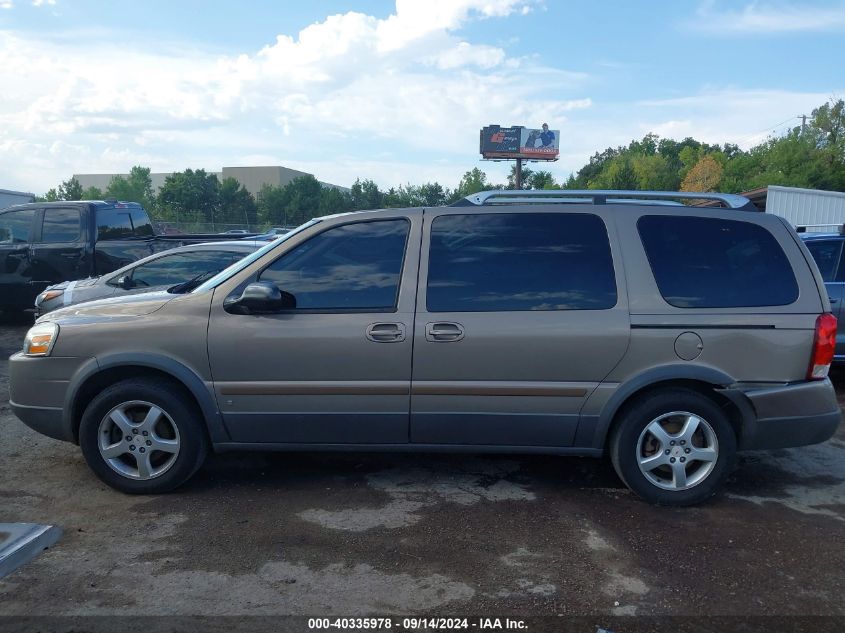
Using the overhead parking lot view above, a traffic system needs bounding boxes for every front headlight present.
[37,289,64,305]
[23,322,59,357]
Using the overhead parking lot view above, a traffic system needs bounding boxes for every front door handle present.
[366,322,406,343]
[425,322,465,342]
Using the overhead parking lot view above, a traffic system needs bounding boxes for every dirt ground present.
[1,316,843,620]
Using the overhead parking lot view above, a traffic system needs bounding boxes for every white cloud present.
[0,0,591,193]
[1,1,838,196]
[690,1,845,34]
[1,0,57,7]
[633,88,828,147]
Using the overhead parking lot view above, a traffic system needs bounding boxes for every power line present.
[735,115,802,146]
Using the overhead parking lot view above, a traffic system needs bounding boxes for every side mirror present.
[117,275,133,290]
[223,281,296,315]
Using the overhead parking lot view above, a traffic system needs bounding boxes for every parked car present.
[798,227,845,361]
[9,190,840,505]
[34,241,265,316]
[0,200,260,313]
[221,229,249,234]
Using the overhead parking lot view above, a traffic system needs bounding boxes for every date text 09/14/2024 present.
[307,617,528,630]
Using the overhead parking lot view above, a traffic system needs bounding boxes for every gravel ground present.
[0,316,843,619]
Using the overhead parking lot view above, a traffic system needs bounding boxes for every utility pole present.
[801,114,807,134]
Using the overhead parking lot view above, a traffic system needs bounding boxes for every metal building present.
[759,185,845,230]
[0,188,35,210]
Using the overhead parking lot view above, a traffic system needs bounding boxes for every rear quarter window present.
[97,207,154,239]
[40,208,82,242]
[637,215,799,308]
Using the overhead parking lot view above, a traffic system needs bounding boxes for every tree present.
[631,154,678,190]
[527,170,557,190]
[350,179,384,210]
[258,178,352,227]
[590,157,638,190]
[81,186,104,200]
[417,182,447,206]
[58,177,83,201]
[570,146,620,188]
[41,177,83,201]
[453,168,490,199]
[157,169,221,226]
[507,164,534,189]
[218,177,257,227]
[106,166,155,208]
[319,187,353,217]
[256,184,291,226]
[681,155,724,192]
[283,175,323,225]
[810,99,845,150]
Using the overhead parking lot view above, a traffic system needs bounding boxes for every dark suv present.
[800,228,845,360]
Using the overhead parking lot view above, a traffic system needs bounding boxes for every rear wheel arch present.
[593,368,748,451]
[608,386,738,505]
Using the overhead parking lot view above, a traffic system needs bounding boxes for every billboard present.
[480,124,560,160]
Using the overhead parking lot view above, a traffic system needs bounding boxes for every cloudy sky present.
[1,0,843,195]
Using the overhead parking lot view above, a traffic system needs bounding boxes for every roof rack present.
[453,189,758,211]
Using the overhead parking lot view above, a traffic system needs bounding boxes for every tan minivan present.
[9,190,841,505]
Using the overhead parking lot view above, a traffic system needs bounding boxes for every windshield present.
[191,219,321,294]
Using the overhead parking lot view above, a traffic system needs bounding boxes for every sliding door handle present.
[366,322,406,343]
[425,322,465,342]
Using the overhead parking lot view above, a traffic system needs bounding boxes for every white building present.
[74,165,346,197]
[0,188,35,209]
[758,185,845,230]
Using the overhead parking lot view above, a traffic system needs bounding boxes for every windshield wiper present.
[168,270,221,294]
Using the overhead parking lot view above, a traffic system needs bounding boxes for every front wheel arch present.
[67,358,222,444]
[78,377,209,493]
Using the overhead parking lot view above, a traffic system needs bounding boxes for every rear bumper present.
[732,379,841,450]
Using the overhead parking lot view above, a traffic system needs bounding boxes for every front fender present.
[64,352,228,443]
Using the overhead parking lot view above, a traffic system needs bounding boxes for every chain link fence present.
[153,221,263,235]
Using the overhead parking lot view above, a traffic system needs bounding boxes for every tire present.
[78,378,209,494]
[609,388,737,506]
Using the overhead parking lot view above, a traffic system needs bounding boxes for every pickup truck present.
[0,200,258,313]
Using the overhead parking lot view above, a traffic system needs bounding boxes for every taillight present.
[808,312,837,380]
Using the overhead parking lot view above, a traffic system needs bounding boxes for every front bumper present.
[8,353,94,443]
[8,402,68,442]
[734,379,841,450]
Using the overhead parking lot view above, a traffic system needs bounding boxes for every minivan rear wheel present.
[79,378,208,494]
[609,389,736,506]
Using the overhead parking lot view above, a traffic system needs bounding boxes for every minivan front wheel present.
[79,378,208,494]
[610,389,737,506]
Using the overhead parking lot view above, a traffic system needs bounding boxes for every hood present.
[43,277,101,293]
[37,290,176,323]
